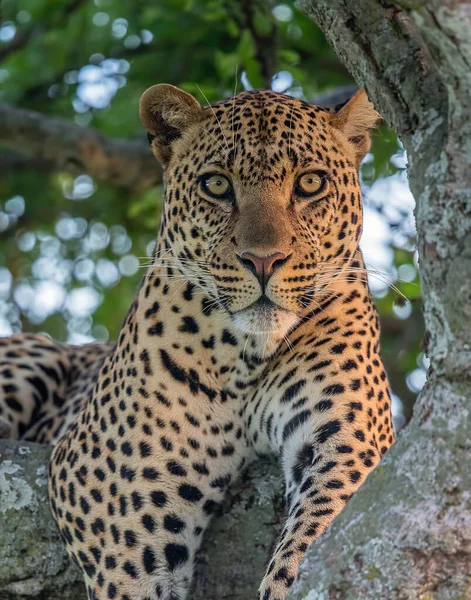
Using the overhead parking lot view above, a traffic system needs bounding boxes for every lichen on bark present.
[0,440,84,600]
[0,439,284,599]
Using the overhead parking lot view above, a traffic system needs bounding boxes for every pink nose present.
[238,251,290,290]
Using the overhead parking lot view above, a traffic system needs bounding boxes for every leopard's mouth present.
[231,296,299,336]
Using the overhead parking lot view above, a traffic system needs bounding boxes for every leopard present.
[0,84,395,600]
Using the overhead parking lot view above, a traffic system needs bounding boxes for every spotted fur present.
[0,85,394,600]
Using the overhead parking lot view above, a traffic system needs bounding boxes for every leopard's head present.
[140,85,379,347]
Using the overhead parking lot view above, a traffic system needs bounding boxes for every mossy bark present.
[291,1,471,598]
[0,441,83,600]
[0,439,284,599]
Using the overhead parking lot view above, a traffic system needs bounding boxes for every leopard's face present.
[141,87,378,341]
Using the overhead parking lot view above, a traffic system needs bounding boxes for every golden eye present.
[296,172,326,197]
[201,174,233,199]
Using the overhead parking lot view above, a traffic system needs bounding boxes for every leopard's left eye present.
[295,172,326,197]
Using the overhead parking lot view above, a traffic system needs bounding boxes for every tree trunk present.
[289,1,471,597]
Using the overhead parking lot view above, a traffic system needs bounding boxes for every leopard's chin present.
[231,297,299,357]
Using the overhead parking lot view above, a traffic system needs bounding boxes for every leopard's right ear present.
[329,90,380,167]
[140,84,204,167]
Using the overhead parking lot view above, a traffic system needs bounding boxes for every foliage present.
[0,0,423,420]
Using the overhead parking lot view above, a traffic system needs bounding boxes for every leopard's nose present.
[238,252,291,290]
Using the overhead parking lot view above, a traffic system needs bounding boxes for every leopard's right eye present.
[200,174,234,200]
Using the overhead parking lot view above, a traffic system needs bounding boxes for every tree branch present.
[0,151,55,174]
[0,439,283,600]
[0,103,162,190]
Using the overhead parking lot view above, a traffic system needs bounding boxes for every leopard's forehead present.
[210,89,327,115]
[182,90,337,185]
[207,90,330,140]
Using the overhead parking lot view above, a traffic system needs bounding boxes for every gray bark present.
[0,103,162,191]
[0,439,284,599]
[289,0,471,598]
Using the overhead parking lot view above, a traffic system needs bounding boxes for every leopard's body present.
[0,86,394,600]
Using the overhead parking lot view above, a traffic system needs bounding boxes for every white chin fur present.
[232,304,299,357]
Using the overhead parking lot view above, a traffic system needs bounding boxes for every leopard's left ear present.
[330,90,381,166]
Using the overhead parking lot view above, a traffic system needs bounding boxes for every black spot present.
[210,474,231,490]
[124,530,137,547]
[282,409,312,441]
[5,396,22,412]
[139,441,152,458]
[292,443,314,484]
[140,349,152,375]
[164,514,186,533]
[203,499,222,516]
[120,465,136,482]
[144,301,160,318]
[160,349,186,383]
[151,490,167,507]
[280,380,307,404]
[342,359,358,371]
[90,489,103,503]
[221,329,237,345]
[179,316,199,334]
[322,383,345,395]
[167,461,187,477]
[142,466,159,481]
[142,513,156,533]
[315,399,333,412]
[91,518,104,535]
[350,470,362,483]
[148,322,164,336]
[165,543,189,571]
[27,376,48,402]
[317,420,341,443]
[131,491,143,511]
[122,560,138,579]
[121,442,133,456]
[325,479,344,489]
[178,484,203,502]
[143,546,156,574]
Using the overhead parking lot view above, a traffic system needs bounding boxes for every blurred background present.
[0,0,424,429]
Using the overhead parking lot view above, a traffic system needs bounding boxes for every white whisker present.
[196,84,230,152]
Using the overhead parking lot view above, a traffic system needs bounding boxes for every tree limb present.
[0,439,283,600]
[0,103,162,190]
[0,151,55,174]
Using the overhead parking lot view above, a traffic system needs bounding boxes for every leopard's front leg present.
[248,341,394,600]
